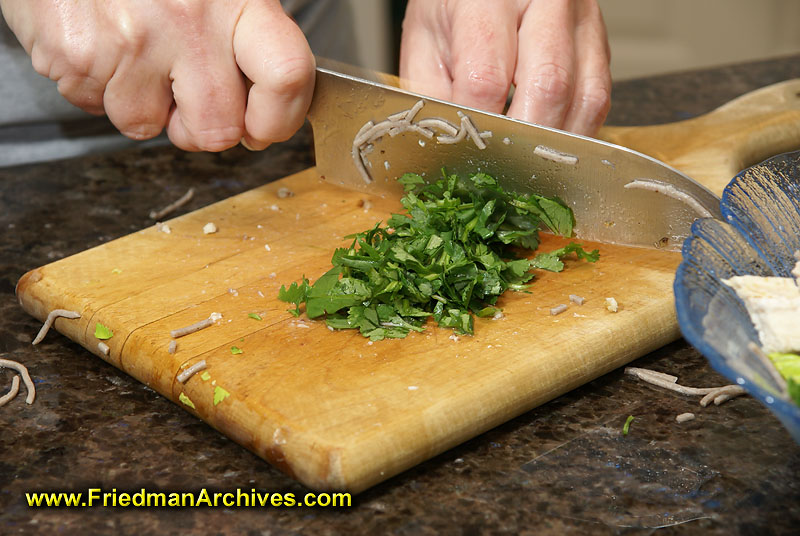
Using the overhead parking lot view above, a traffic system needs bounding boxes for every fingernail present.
[240,137,256,151]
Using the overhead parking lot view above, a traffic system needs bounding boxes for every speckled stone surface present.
[2,57,800,535]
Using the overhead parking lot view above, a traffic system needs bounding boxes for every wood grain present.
[599,78,800,196]
[17,168,681,492]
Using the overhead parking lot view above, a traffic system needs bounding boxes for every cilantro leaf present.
[178,392,195,409]
[248,313,262,321]
[532,243,600,272]
[213,386,230,406]
[94,322,113,340]
[278,278,310,317]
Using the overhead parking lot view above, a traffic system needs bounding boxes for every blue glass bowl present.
[674,150,800,443]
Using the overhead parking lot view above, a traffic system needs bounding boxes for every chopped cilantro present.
[94,322,114,340]
[248,313,262,321]
[230,346,243,355]
[623,415,634,435]
[200,371,211,381]
[279,171,598,340]
[213,386,230,406]
[178,392,195,409]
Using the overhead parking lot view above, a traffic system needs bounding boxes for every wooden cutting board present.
[15,79,800,493]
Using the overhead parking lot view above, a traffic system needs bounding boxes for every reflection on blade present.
[308,64,721,251]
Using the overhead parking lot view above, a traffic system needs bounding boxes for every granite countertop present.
[2,56,800,535]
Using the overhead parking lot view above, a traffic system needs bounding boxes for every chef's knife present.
[307,58,721,251]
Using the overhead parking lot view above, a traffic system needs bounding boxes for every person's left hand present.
[399,0,612,137]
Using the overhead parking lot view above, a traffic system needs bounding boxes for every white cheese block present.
[723,275,800,353]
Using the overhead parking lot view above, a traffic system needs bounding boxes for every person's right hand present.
[0,0,316,151]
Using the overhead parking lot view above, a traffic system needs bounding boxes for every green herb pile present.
[279,171,599,341]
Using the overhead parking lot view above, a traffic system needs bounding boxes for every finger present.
[233,1,315,151]
[561,0,611,136]
[399,1,452,100]
[166,27,247,151]
[446,0,518,113]
[507,0,576,128]
[103,59,173,140]
[56,74,106,115]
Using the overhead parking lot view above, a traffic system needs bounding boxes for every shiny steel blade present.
[307,61,721,251]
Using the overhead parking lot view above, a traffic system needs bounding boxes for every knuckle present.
[59,43,96,77]
[529,62,574,106]
[29,46,53,79]
[460,63,510,104]
[266,55,316,97]
[579,82,611,120]
[163,0,206,19]
[56,76,104,111]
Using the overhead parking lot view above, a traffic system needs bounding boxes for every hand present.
[400,0,611,137]
[0,0,316,151]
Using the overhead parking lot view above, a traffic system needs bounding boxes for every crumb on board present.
[605,297,618,312]
[264,244,271,251]
[155,222,171,234]
[277,187,294,199]
[569,294,585,306]
[203,222,218,234]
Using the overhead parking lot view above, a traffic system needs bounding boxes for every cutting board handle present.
[598,79,800,196]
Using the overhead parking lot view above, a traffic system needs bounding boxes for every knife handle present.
[598,79,800,196]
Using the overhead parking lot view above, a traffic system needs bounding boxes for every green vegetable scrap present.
[230,346,243,355]
[178,392,195,409]
[279,171,599,341]
[200,371,211,381]
[94,322,114,340]
[768,351,800,406]
[213,386,230,406]
[248,313,262,321]
[623,415,635,435]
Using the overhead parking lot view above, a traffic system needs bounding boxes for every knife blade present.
[307,59,721,251]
